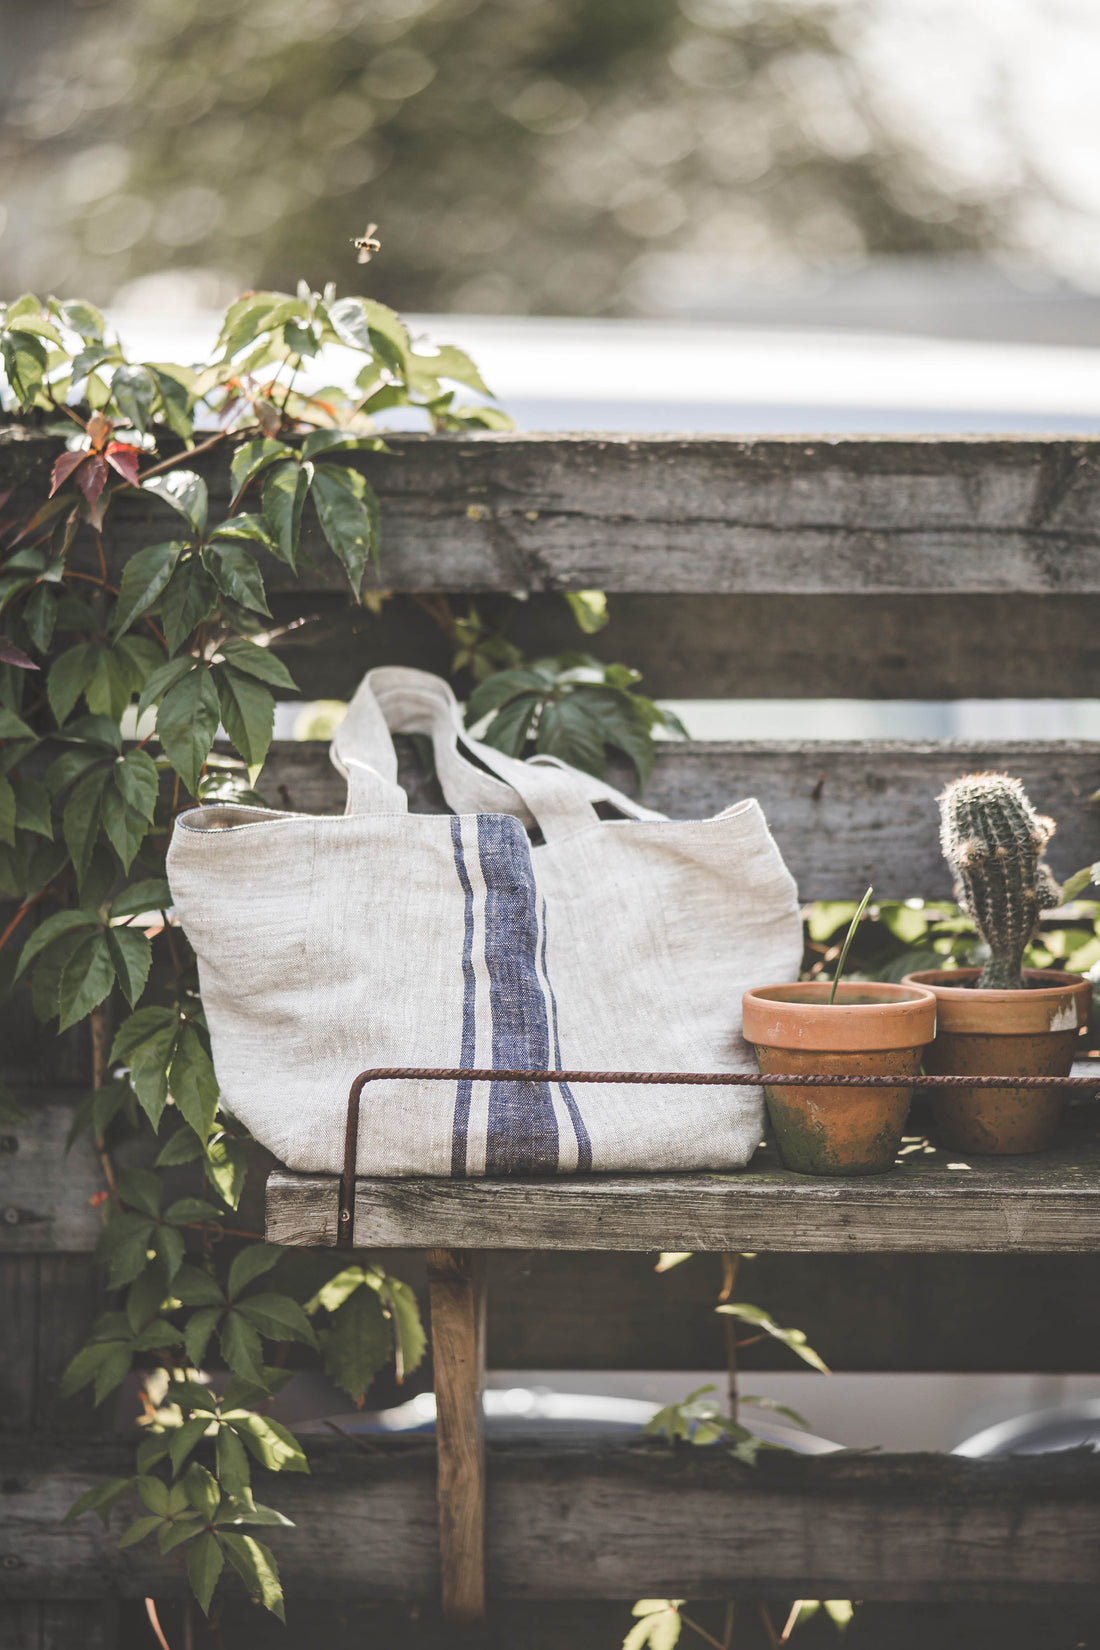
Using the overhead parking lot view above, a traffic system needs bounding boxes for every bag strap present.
[330,667,666,840]
[329,673,409,817]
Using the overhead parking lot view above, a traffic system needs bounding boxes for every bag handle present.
[331,667,666,839]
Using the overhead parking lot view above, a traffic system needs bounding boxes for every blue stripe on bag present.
[449,817,477,1178]
[540,897,592,1173]
[477,814,559,1174]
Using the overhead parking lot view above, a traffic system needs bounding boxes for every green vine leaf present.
[58,930,115,1029]
[261,459,312,568]
[160,558,219,655]
[212,665,274,767]
[112,364,157,433]
[49,641,101,724]
[14,908,100,979]
[221,1532,285,1622]
[170,1022,220,1138]
[230,438,292,501]
[106,925,153,1007]
[186,1530,225,1615]
[202,543,270,616]
[379,1274,427,1382]
[142,471,208,535]
[715,1303,831,1375]
[624,1601,684,1650]
[310,463,380,590]
[227,1246,283,1300]
[317,1284,391,1406]
[217,637,296,691]
[112,541,181,637]
[219,1309,265,1383]
[156,666,220,794]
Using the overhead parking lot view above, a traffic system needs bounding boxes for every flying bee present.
[352,222,381,264]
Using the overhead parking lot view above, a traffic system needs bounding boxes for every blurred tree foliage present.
[2,0,1010,313]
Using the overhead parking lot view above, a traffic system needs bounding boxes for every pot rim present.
[901,967,1090,1036]
[742,980,938,1052]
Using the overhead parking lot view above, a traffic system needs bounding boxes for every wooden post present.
[426,1247,487,1623]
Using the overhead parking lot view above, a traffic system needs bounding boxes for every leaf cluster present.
[466,653,687,787]
[1,278,682,1620]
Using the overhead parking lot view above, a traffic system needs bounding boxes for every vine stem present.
[680,1611,728,1650]
[183,1220,266,1242]
[0,886,49,952]
[144,1597,174,1650]
[137,428,228,483]
[779,1601,805,1643]
[89,1004,121,1208]
[758,1601,782,1648]
[720,1252,740,1421]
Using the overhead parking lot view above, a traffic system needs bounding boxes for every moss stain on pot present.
[742,982,937,1178]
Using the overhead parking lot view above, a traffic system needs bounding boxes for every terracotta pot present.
[902,968,1091,1154]
[742,981,938,1176]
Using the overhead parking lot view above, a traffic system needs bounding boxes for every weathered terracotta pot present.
[902,967,1091,1154]
[741,981,938,1176]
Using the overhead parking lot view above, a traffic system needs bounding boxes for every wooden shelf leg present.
[426,1247,487,1624]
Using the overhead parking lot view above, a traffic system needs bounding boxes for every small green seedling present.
[827,885,873,1005]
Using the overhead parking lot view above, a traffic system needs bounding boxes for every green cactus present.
[937,773,1062,989]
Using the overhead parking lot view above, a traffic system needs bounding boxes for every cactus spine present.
[938,773,1062,990]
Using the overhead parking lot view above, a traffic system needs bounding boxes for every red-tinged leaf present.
[50,451,86,497]
[87,411,113,451]
[0,638,39,670]
[75,455,109,508]
[106,443,141,487]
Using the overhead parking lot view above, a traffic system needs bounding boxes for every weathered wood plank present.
[111,1596,1100,1650]
[2,431,1097,596]
[6,1435,1100,1602]
[259,737,1100,902]
[477,1251,1100,1374]
[0,1255,109,1436]
[268,1113,1100,1254]
[269,590,1100,702]
[0,1100,111,1254]
[426,1249,487,1622]
[0,1602,119,1650]
[376,1249,1100,1374]
[0,1091,274,1255]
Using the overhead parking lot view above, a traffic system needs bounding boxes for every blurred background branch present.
[0,0,1056,316]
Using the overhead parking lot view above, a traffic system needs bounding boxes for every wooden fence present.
[3,432,1100,1646]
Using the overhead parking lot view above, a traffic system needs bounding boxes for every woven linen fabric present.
[167,667,802,1177]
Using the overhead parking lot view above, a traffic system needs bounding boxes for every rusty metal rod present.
[337,1064,1100,1245]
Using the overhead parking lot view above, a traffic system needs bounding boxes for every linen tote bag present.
[167,666,802,1178]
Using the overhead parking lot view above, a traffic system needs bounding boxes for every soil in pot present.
[741,981,938,1176]
[902,967,1091,1154]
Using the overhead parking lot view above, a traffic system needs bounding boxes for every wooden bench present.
[7,432,1100,1639]
[255,434,1100,1623]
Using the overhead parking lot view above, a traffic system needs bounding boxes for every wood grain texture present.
[267,1112,1100,1254]
[5,430,1100,596]
[0,1602,119,1650]
[269,590,1100,703]
[476,1251,1100,1374]
[0,1099,113,1253]
[0,1256,108,1436]
[0,1090,274,1255]
[258,737,1100,902]
[5,1435,1100,1603]
[107,1596,1100,1650]
[426,1249,487,1623]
